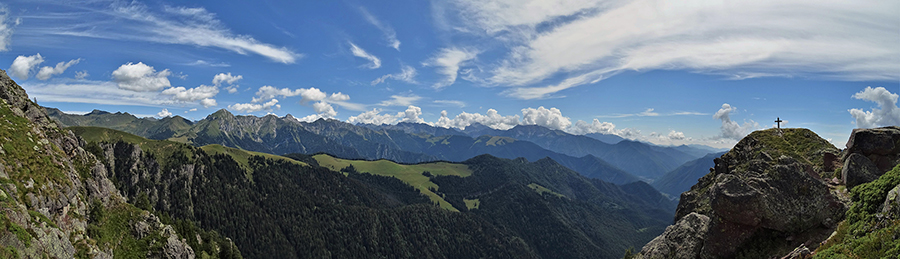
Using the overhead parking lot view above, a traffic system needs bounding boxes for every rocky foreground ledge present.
[637,127,900,259]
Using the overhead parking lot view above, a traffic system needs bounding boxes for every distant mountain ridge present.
[47,108,642,184]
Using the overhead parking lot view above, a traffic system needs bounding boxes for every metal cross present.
[775,117,783,129]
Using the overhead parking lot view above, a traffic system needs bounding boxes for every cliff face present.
[0,69,196,258]
[638,128,846,259]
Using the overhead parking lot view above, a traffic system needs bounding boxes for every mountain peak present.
[87,109,110,115]
[207,108,234,119]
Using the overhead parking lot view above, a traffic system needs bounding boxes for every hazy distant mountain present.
[584,132,626,144]
[651,152,726,198]
[361,122,466,137]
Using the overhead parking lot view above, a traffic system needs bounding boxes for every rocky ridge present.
[637,128,846,258]
[0,69,198,258]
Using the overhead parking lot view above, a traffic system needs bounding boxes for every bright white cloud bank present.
[849,86,900,128]
[445,0,900,99]
[112,62,172,92]
[9,53,44,79]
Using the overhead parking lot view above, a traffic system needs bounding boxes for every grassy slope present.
[814,164,900,258]
[70,126,303,178]
[313,154,471,211]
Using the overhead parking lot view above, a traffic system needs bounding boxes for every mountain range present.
[47,108,720,184]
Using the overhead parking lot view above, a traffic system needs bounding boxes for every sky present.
[0,0,898,149]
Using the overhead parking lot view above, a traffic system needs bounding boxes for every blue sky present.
[1,0,898,148]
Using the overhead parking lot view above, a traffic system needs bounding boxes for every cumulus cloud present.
[157,108,172,117]
[445,0,900,99]
[36,58,81,80]
[161,84,219,107]
[0,6,18,52]
[346,105,427,125]
[348,108,400,125]
[112,62,172,92]
[358,7,401,51]
[433,109,521,130]
[229,99,280,113]
[372,65,417,85]
[849,86,900,128]
[521,106,571,131]
[9,53,44,79]
[378,95,422,107]
[349,42,381,69]
[423,47,479,89]
[212,72,242,85]
[713,103,758,140]
[565,119,617,135]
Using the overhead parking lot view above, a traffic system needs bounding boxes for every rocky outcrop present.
[0,69,196,258]
[638,128,845,259]
[842,153,881,189]
[841,126,900,186]
[638,213,710,259]
[883,184,900,219]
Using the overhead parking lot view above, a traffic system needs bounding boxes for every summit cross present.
[775,117,783,129]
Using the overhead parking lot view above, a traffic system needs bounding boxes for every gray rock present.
[780,244,811,259]
[844,126,900,172]
[637,212,710,259]
[842,153,880,189]
[883,184,900,219]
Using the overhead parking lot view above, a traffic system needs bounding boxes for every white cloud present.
[400,105,425,123]
[312,101,337,118]
[423,47,479,89]
[19,80,172,107]
[521,106,571,130]
[566,119,618,135]
[112,62,172,92]
[122,4,300,63]
[447,0,900,98]
[348,108,401,125]
[378,95,422,107]
[597,108,661,118]
[229,99,280,113]
[74,70,89,80]
[186,60,230,67]
[433,100,466,108]
[349,42,381,69]
[300,87,328,103]
[9,53,44,79]
[713,103,758,140]
[161,85,219,108]
[0,6,18,51]
[157,108,172,117]
[36,58,81,80]
[432,108,520,130]
[212,72,242,85]
[666,130,686,140]
[252,85,302,102]
[358,7,401,51]
[849,86,900,128]
[372,65,417,85]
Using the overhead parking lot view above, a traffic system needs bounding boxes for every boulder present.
[883,184,900,219]
[842,153,880,189]
[844,126,900,173]
[637,213,710,259]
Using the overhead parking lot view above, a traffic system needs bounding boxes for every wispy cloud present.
[349,41,381,69]
[423,47,479,89]
[358,6,400,51]
[21,80,173,107]
[433,100,466,108]
[446,0,900,99]
[185,60,230,67]
[0,5,19,51]
[372,65,417,85]
[378,94,422,107]
[22,2,301,64]
[596,108,709,118]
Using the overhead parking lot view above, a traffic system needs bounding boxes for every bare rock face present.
[640,129,846,258]
[843,126,900,173]
[637,213,710,259]
[842,153,881,189]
